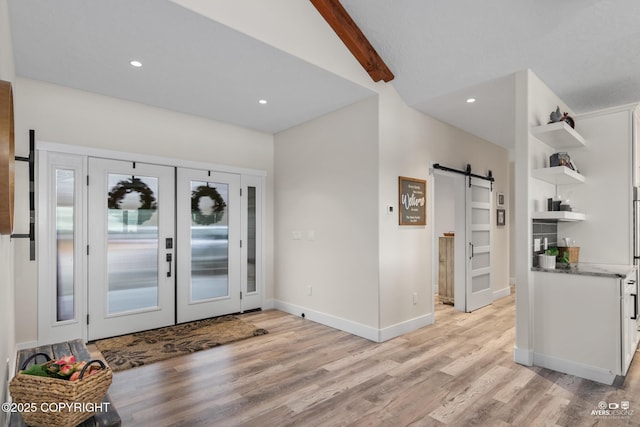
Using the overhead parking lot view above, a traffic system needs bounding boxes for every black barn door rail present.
[433,163,494,190]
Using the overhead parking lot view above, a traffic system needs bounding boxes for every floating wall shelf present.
[531,166,586,185]
[532,211,586,222]
[531,122,586,149]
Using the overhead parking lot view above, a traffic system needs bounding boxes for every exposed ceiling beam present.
[310,0,394,83]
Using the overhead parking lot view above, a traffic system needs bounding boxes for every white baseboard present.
[493,286,511,301]
[533,352,616,385]
[272,300,434,343]
[513,345,533,366]
[378,313,434,342]
[273,300,380,341]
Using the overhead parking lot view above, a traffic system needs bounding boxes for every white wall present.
[273,96,380,335]
[0,0,15,422]
[378,85,511,330]
[12,77,275,344]
[514,70,575,365]
[560,107,635,264]
[434,174,456,239]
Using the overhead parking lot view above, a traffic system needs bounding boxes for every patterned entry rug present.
[94,315,268,372]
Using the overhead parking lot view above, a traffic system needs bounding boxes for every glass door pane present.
[106,174,160,314]
[190,180,229,301]
[247,186,257,293]
[56,169,75,321]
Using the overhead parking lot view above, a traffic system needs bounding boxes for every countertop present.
[532,262,636,278]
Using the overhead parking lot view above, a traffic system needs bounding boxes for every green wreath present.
[108,177,157,225]
[191,185,226,225]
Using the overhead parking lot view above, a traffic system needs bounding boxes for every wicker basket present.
[9,353,113,427]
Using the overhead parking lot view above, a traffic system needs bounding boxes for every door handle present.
[469,243,474,260]
[633,294,638,320]
[166,253,172,278]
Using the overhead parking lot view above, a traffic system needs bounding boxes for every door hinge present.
[86,314,90,325]
[240,188,243,197]
[86,175,89,186]
[87,245,89,255]
[240,291,243,300]
[240,240,243,248]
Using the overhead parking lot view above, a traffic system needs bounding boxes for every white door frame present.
[431,169,467,313]
[37,151,88,345]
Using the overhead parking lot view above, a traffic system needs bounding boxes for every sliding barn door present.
[465,176,493,312]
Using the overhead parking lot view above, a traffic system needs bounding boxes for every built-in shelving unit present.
[531,166,585,185]
[531,121,586,149]
[531,211,586,222]
[531,123,587,222]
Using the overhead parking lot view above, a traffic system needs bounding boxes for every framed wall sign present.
[398,176,426,226]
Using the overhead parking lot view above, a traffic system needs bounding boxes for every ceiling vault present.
[310,0,394,83]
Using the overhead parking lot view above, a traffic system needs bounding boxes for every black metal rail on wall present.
[12,129,35,260]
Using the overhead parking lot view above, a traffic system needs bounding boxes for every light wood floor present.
[102,291,640,426]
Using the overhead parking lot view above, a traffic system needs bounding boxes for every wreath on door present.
[107,177,157,225]
[191,185,226,225]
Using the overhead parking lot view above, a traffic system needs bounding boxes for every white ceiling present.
[341,0,640,149]
[8,1,640,149]
[7,0,374,134]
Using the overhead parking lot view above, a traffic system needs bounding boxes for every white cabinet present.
[622,272,639,375]
[533,268,639,384]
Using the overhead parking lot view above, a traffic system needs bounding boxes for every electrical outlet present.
[307,286,312,296]
[412,292,418,305]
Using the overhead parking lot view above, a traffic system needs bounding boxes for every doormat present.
[94,315,268,372]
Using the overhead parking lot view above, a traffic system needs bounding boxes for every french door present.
[465,176,493,312]
[87,158,175,340]
[176,168,240,323]
[38,148,264,344]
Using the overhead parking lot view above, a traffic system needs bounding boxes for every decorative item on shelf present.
[548,106,576,129]
[559,246,580,264]
[538,249,557,269]
[550,152,572,168]
[9,353,113,427]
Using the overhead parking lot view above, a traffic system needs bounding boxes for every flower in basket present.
[22,356,103,381]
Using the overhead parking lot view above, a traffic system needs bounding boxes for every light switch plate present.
[534,238,541,252]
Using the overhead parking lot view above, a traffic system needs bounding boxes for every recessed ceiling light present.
[466,98,476,104]
[129,60,143,68]
[258,99,268,105]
